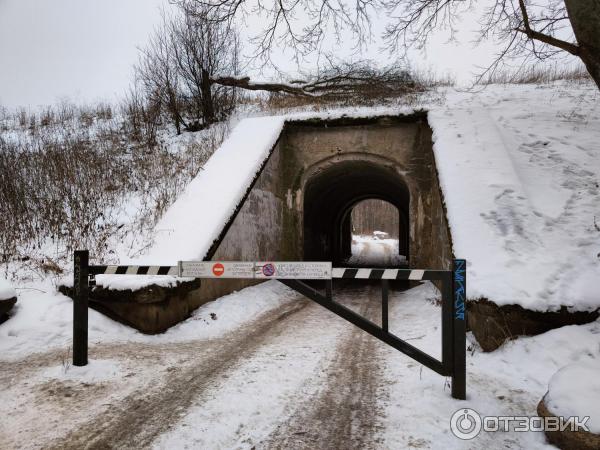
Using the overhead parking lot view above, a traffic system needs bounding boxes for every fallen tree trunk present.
[210,76,317,97]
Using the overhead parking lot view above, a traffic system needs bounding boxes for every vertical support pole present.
[326,279,333,301]
[73,250,89,366]
[452,259,467,400]
[381,279,389,332]
[441,272,453,376]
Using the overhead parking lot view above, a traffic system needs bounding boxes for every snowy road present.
[347,235,406,267]
[1,284,390,449]
[2,280,598,449]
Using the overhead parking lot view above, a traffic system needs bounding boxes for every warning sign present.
[179,261,255,278]
[255,262,332,279]
[179,261,332,279]
[262,263,276,277]
[212,263,225,276]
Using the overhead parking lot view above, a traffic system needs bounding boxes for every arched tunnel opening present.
[303,160,410,267]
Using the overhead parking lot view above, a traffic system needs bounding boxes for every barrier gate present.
[72,251,467,399]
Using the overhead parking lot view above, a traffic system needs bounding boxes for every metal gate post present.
[326,279,333,300]
[381,279,389,332]
[73,250,89,366]
[451,259,467,400]
[441,272,453,378]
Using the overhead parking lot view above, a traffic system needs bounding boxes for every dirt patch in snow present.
[262,285,387,449]
[469,298,599,351]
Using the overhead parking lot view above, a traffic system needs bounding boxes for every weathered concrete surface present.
[538,395,600,450]
[281,114,452,271]
[59,280,201,334]
[468,299,599,352]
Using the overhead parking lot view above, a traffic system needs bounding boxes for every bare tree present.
[172,6,241,126]
[136,4,417,129]
[136,15,187,134]
[135,7,240,133]
[187,0,600,89]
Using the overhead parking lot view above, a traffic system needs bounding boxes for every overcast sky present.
[0,0,509,108]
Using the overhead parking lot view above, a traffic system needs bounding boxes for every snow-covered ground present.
[431,83,600,312]
[347,234,407,266]
[1,280,598,448]
[0,277,16,300]
[0,279,297,360]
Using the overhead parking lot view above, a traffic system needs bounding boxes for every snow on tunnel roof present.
[141,115,286,264]
[112,84,600,313]
[430,84,600,312]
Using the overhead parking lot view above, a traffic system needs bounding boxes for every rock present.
[0,277,17,323]
[0,296,17,323]
[538,396,600,450]
[468,299,599,352]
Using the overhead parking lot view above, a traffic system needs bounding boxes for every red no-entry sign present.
[212,263,225,276]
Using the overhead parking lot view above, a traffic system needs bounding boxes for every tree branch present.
[517,0,579,55]
[211,63,417,98]
[210,76,318,96]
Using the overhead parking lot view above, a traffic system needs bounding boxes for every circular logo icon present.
[262,263,276,277]
[450,408,482,440]
[212,263,225,277]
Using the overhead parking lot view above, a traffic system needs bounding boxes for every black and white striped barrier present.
[93,265,178,276]
[332,268,434,280]
[88,263,440,281]
[73,251,467,400]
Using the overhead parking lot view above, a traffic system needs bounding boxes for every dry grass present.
[480,64,591,85]
[0,102,226,274]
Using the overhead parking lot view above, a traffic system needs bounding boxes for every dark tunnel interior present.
[303,160,410,266]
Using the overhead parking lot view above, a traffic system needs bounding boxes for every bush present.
[0,102,226,274]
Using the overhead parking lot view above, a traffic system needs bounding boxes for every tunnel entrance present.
[303,160,409,267]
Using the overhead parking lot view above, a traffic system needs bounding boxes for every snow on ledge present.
[138,115,286,265]
[0,277,16,301]
[545,360,600,434]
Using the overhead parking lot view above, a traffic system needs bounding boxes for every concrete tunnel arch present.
[303,159,410,266]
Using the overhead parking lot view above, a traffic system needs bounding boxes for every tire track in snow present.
[152,284,387,449]
[3,284,390,449]
[44,298,311,450]
[261,284,388,450]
